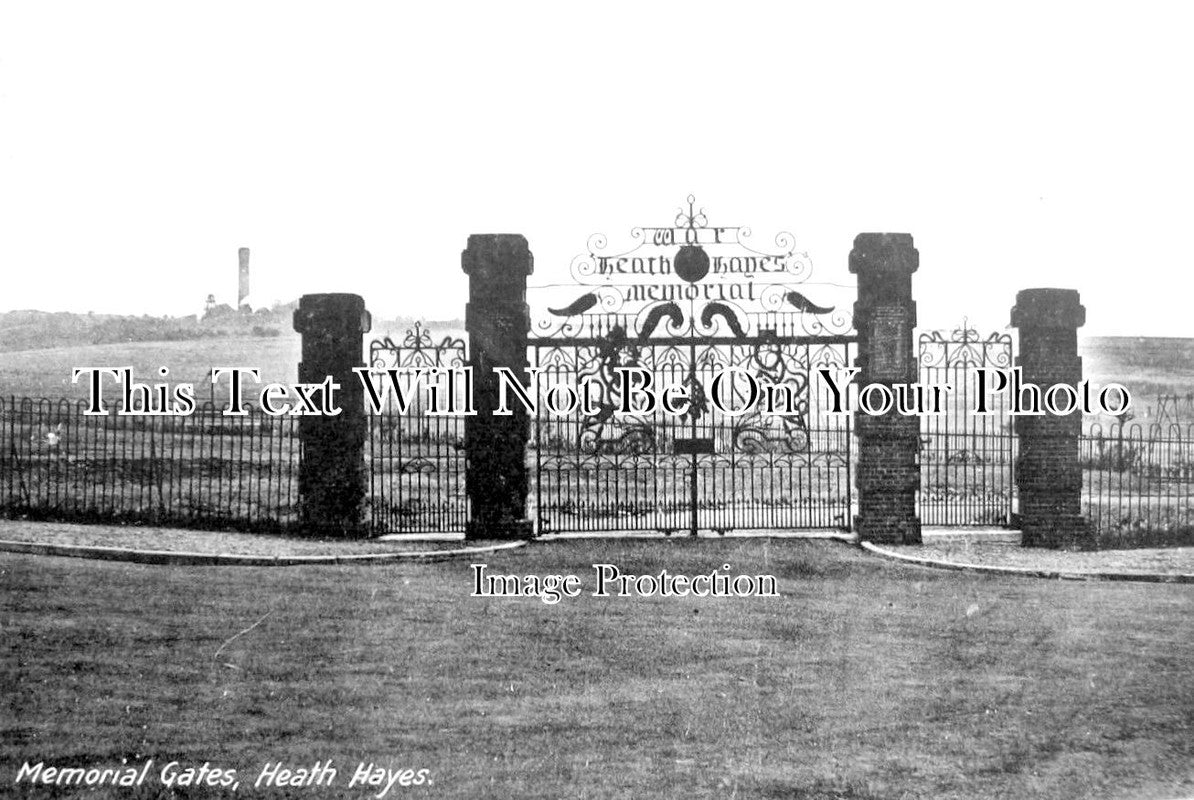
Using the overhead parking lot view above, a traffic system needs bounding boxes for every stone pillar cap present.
[1011,288,1085,329]
[849,233,918,275]
[462,234,534,276]
[297,292,366,305]
[853,232,914,248]
[293,293,370,334]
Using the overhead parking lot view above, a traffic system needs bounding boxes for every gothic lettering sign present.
[531,195,853,341]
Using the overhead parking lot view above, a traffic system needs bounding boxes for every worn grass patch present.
[2,539,1191,799]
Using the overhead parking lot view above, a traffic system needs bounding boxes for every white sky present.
[2,2,1192,336]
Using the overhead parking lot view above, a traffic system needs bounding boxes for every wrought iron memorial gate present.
[526,198,857,535]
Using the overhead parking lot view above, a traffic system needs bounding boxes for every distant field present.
[0,325,467,401]
[0,337,303,401]
[1081,337,1194,405]
[0,334,1188,403]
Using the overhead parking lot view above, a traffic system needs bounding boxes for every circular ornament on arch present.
[674,245,710,283]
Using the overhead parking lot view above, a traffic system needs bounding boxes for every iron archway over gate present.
[526,197,857,535]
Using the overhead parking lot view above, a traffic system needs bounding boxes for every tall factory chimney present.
[238,247,250,309]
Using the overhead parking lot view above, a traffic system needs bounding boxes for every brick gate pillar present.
[1011,288,1089,548]
[849,233,922,544]
[462,234,534,540]
[292,293,372,537]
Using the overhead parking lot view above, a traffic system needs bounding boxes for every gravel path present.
[0,520,481,556]
[2,520,1191,575]
[886,542,1194,576]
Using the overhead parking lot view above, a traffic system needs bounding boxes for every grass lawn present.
[2,539,1191,799]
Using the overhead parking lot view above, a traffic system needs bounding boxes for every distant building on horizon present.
[238,247,251,310]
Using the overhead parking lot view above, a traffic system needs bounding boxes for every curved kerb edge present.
[0,531,854,565]
[0,538,528,567]
[856,540,1194,585]
[2,535,1187,583]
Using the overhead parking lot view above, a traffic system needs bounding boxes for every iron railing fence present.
[1081,421,1194,547]
[10,397,1191,546]
[0,396,300,532]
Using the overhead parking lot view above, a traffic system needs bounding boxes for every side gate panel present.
[917,327,1016,526]
[365,324,469,534]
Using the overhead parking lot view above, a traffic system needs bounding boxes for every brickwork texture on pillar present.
[462,234,534,540]
[849,233,922,544]
[1011,288,1089,548]
[292,293,372,537]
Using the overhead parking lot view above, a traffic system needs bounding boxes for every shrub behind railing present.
[1082,421,1194,548]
